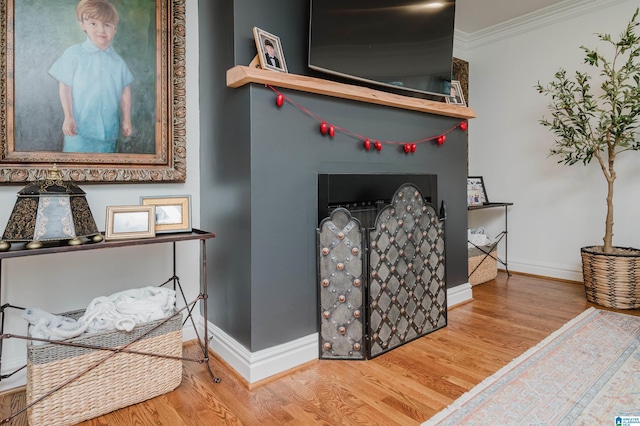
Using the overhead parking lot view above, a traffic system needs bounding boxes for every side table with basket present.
[0,229,219,425]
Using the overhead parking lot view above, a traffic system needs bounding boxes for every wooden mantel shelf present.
[227,66,476,120]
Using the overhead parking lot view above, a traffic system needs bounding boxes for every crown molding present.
[455,0,622,51]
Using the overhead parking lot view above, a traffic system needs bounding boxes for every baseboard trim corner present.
[206,320,318,385]
[204,283,473,384]
[448,282,473,308]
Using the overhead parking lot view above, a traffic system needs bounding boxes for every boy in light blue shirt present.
[49,0,134,153]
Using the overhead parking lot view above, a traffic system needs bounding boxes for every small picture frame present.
[105,206,156,241]
[446,80,466,106]
[141,195,192,233]
[253,27,288,73]
[467,176,488,206]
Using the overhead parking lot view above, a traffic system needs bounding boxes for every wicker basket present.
[468,246,498,286]
[26,310,183,426]
[581,246,640,309]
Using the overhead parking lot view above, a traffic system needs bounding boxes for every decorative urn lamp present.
[0,166,103,251]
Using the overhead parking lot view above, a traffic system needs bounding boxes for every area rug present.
[423,307,640,425]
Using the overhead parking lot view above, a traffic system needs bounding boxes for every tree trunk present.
[603,171,615,253]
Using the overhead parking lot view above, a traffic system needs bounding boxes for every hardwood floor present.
[1,272,638,425]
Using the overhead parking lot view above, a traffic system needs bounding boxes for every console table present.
[0,229,218,423]
[468,202,513,276]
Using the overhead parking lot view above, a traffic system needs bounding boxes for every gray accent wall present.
[199,0,469,352]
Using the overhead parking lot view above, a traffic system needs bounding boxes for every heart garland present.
[269,85,467,154]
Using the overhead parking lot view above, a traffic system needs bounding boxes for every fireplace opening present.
[317,173,438,228]
[317,177,447,360]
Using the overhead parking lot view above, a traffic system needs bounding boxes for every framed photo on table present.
[141,195,192,233]
[253,27,288,73]
[467,176,488,206]
[0,0,187,183]
[105,206,156,241]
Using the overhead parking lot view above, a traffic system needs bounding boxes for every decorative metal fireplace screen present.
[318,183,447,360]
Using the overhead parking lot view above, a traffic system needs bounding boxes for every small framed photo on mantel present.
[253,27,288,73]
[446,80,466,107]
[141,195,192,234]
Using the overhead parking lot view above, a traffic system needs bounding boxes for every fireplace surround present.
[200,0,475,383]
[205,78,469,355]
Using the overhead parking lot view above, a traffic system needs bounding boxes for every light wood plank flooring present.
[1,272,638,425]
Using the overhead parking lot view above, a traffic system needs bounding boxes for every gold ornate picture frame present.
[140,195,191,233]
[105,205,156,240]
[0,0,186,183]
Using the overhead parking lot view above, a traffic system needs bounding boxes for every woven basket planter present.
[581,246,640,309]
[26,310,183,426]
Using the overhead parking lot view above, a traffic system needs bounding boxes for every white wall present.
[454,0,640,282]
[0,0,200,391]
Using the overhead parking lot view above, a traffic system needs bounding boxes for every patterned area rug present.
[423,307,640,425]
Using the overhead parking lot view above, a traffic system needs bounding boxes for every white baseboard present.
[507,257,583,282]
[205,320,318,384]
[205,283,474,384]
[448,282,473,307]
[0,360,27,393]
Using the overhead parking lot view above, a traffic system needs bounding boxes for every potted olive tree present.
[536,9,640,309]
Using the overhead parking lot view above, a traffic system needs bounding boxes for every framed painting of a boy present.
[0,0,186,183]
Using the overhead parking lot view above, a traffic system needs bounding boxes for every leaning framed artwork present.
[105,205,156,240]
[253,27,288,73]
[467,176,488,206]
[0,0,187,183]
[446,80,466,107]
[140,195,192,233]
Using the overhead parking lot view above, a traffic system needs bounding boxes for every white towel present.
[22,307,88,342]
[79,286,176,333]
[23,286,177,344]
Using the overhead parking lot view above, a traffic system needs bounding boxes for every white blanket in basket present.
[468,227,494,248]
[23,286,177,344]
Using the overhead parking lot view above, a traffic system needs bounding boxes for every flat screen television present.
[308,0,456,98]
